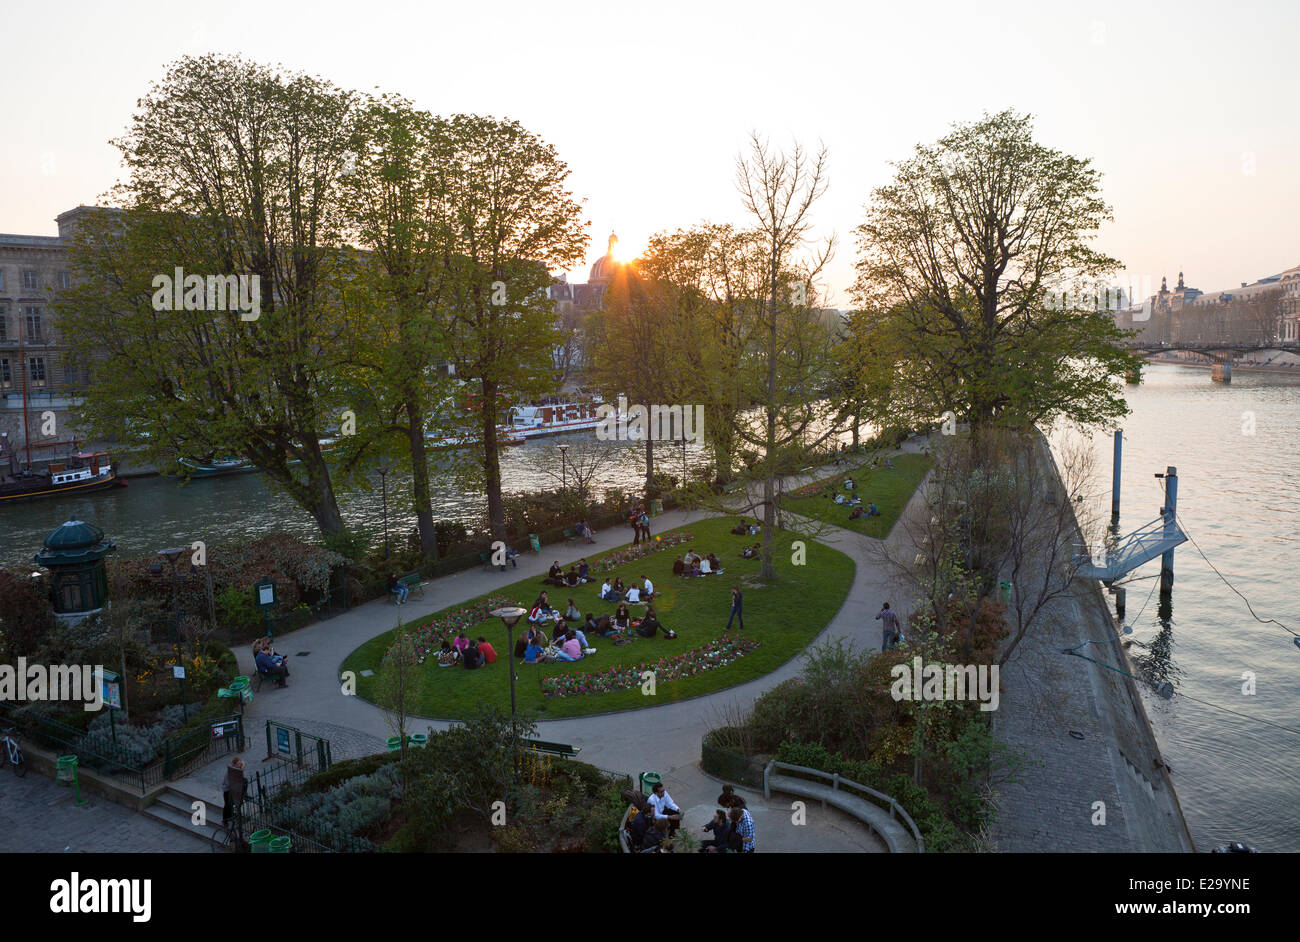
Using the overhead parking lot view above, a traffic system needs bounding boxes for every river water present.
[2,364,1296,851]
[1073,363,1300,852]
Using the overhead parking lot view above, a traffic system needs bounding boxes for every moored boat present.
[0,451,126,503]
[178,456,257,477]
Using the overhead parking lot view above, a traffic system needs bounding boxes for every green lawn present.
[342,516,854,720]
[780,452,931,538]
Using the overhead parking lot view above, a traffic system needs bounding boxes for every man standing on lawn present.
[724,585,744,632]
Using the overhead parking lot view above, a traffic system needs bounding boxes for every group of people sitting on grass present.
[729,518,763,536]
[515,585,677,663]
[599,573,654,603]
[437,631,499,670]
[671,549,725,577]
[542,558,592,587]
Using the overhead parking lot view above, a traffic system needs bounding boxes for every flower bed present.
[589,531,694,574]
[540,635,759,698]
[393,594,523,665]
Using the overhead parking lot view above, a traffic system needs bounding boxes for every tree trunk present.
[644,435,655,498]
[482,378,506,542]
[760,258,780,581]
[406,401,439,560]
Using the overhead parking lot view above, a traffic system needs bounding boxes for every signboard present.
[172,665,186,680]
[254,579,277,610]
[276,726,291,756]
[95,668,121,710]
[211,719,238,740]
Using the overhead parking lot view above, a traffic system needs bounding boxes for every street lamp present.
[557,443,569,498]
[377,464,391,559]
[490,605,528,780]
[153,547,191,723]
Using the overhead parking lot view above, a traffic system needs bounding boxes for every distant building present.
[1117,266,1299,344]
[547,232,622,378]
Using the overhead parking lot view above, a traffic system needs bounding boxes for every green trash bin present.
[639,771,661,796]
[56,755,78,786]
[232,675,250,689]
[386,736,403,751]
[268,836,291,854]
[999,581,1012,605]
[528,533,541,553]
[650,499,663,516]
[408,733,428,749]
[249,829,273,853]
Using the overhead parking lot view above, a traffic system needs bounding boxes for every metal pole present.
[1160,466,1178,594]
[506,622,519,782]
[1111,430,1122,524]
[380,469,390,559]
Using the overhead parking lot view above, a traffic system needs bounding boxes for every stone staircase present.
[140,785,223,849]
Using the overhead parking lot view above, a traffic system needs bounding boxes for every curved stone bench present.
[764,761,922,853]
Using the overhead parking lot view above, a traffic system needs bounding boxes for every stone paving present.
[0,771,202,853]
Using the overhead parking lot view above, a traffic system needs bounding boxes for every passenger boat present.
[505,399,613,439]
[0,449,125,503]
[425,428,525,449]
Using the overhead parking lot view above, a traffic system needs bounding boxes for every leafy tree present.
[57,54,367,535]
[853,110,1140,433]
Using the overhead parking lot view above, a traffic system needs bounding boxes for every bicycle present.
[210,811,248,853]
[0,728,27,777]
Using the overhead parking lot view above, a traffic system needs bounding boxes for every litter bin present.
[268,836,291,854]
[56,755,78,786]
[408,733,428,749]
[386,736,402,751]
[249,829,273,853]
[650,499,663,516]
[639,771,661,796]
[999,581,1012,605]
[528,533,541,553]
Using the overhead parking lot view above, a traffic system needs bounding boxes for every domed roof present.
[588,232,621,284]
[42,519,105,550]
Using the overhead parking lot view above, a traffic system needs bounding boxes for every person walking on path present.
[724,585,744,632]
[876,602,900,651]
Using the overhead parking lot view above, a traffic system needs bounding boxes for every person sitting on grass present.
[477,637,497,664]
[529,593,556,624]
[688,557,704,577]
[523,638,544,663]
[564,566,581,587]
[600,579,620,602]
[564,598,582,622]
[730,519,749,535]
[452,630,470,654]
[613,602,632,633]
[625,583,642,605]
[672,555,686,577]
[848,506,865,520]
[553,629,585,661]
[437,640,460,667]
[552,618,570,644]
[641,574,654,600]
[462,640,483,670]
[866,503,881,517]
[612,576,627,598]
[577,558,591,582]
[707,553,724,573]
[544,561,564,586]
[636,605,676,639]
[741,542,760,559]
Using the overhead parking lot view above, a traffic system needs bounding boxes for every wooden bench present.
[392,571,426,602]
[562,528,579,542]
[521,738,581,759]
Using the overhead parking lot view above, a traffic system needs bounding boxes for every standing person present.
[630,508,642,545]
[723,585,744,632]
[876,602,901,651]
[221,757,246,828]
[639,509,651,542]
[728,806,756,852]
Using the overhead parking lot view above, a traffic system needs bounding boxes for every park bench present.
[521,738,581,759]
[392,571,426,603]
[562,528,579,541]
[764,760,922,853]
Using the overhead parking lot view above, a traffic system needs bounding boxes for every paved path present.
[0,773,203,853]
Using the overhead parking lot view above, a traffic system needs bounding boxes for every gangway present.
[1073,515,1187,584]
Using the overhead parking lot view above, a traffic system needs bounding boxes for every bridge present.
[1128,341,1300,382]
[1073,515,1187,584]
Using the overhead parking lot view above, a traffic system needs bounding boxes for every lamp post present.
[377,464,391,559]
[154,547,190,723]
[557,443,569,499]
[490,605,527,781]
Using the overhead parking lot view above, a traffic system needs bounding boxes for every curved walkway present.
[184,437,936,851]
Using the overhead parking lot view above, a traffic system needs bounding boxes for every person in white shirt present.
[600,580,618,601]
[647,782,682,832]
[699,557,713,574]
[641,574,654,599]
[625,585,642,604]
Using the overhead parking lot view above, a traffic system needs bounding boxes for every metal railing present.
[764,760,925,853]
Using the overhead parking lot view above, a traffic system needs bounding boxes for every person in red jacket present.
[477,637,498,664]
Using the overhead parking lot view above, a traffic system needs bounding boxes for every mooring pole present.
[1160,466,1178,594]
[1111,430,1122,525]
[1115,586,1127,622]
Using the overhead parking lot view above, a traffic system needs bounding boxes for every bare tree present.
[377,618,421,776]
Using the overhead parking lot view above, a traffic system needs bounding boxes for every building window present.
[58,271,72,290]
[29,356,46,387]
[0,308,6,342]
[22,269,40,291]
[0,358,10,388]
[22,307,42,343]
[64,363,78,386]
[0,270,5,291]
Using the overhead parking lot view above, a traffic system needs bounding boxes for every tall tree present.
[853,110,1139,434]
[429,116,587,541]
[58,55,365,535]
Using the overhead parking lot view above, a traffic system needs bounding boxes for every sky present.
[4,0,1298,306]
